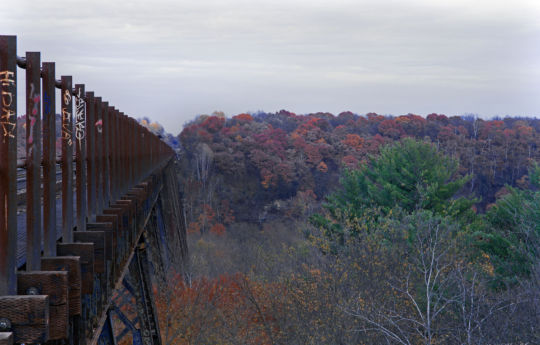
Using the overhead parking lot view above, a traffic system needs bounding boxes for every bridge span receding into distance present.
[0,35,188,345]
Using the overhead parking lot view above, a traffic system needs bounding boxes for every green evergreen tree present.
[311,138,475,240]
[474,162,540,286]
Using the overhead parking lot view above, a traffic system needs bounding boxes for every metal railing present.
[0,35,174,344]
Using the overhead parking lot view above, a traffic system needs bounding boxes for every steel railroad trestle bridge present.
[0,35,189,345]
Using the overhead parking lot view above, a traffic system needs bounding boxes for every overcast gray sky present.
[2,0,539,134]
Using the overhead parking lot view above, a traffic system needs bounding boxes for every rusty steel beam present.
[0,35,17,295]
[25,51,42,271]
[95,97,103,215]
[135,122,141,182]
[128,118,134,187]
[108,107,117,202]
[125,114,131,192]
[133,119,138,183]
[145,128,151,175]
[115,109,121,199]
[61,76,74,243]
[75,84,87,232]
[102,101,110,209]
[42,62,57,256]
[114,109,121,200]
[107,106,113,205]
[86,91,96,222]
[119,113,125,194]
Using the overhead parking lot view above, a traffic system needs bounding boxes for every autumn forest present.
[150,111,539,344]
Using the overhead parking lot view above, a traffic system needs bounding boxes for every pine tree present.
[311,138,475,239]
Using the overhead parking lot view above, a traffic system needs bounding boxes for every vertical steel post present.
[128,119,134,187]
[120,113,127,194]
[42,62,56,256]
[115,109,121,198]
[137,124,142,181]
[147,128,150,166]
[148,131,151,169]
[61,76,74,243]
[141,128,147,176]
[0,35,17,295]
[85,91,96,222]
[130,119,136,185]
[134,122,138,182]
[125,117,130,188]
[95,97,103,214]
[151,132,155,168]
[108,106,114,202]
[146,128,151,174]
[75,84,87,231]
[102,101,110,208]
[117,113,122,193]
[110,107,118,201]
[125,116,130,187]
[153,132,157,166]
[108,107,115,201]
[25,51,42,270]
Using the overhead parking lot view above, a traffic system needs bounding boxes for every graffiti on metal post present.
[75,88,86,149]
[0,70,16,140]
[28,83,40,148]
[43,91,51,115]
[62,89,73,146]
[95,119,103,134]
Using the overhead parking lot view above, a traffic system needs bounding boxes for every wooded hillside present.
[156,111,540,345]
[179,111,539,226]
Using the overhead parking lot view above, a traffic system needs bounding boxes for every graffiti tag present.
[62,89,72,146]
[75,88,85,148]
[0,70,16,140]
[28,83,40,146]
[95,119,103,134]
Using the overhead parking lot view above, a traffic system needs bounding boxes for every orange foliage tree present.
[154,271,285,345]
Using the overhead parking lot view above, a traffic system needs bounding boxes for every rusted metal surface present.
[0,35,175,344]
[42,62,57,257]
[122,113,128,194]
[86,91,96,222]
[95,97,103,215]
[0,35,17,296]
[102,101,110,209]
[25,51,41,271]
[61,75,74,243]
[75,84,87,232]
[109,108,118,202]
[128,118,134,187]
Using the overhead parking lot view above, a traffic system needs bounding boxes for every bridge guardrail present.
[0,35,174,344]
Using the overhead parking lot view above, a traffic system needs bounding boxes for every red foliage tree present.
[378,119,404,139]
[201,116,225,133]
[210,223,226,236]
[233,113,254,123]
[342,134,364,151]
